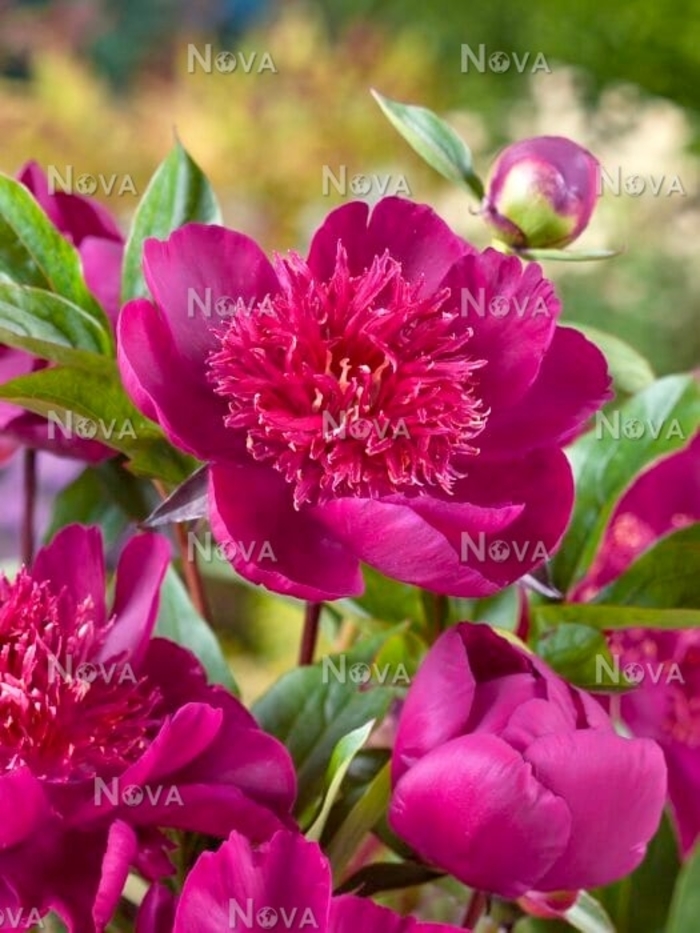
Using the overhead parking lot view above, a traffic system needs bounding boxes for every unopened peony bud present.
[483,136,599,249]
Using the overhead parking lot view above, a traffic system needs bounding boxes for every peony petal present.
[315,447,573,596]
[390,733,571,898]
[440,249,560,410]
[0,769,49,850]
[32,524,107,628]
[479,327,612,457]
[96,532,171,668]
[175,831,331,933]
[307,197,471,296]
[143,224,280,370]
[526,728,667,891]
[117,297,243,460]
[136,885,178,933]
[330,894,462,932]
[80,236,125,324]
[209,462,363,601]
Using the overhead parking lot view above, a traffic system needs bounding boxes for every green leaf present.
[326,761,392,884]
[354,565,425,625]
[154,566,237,693]
[335,861,444,898]
[666,841,700,933]
[371,90,484,198]
[46,467,129,547]
[0,283,111,361]
[569,324,656,395]
[535,623,618,689]
[306,720,375,842]
[515,247,622,262]
[0,173,111,338]
[552,374,700,593]
[0,363,196,483]
[594,523,700,610]
[563,891,616,933]
[534,603,700,631]
[253,638,399,814]
[121,140,221,302]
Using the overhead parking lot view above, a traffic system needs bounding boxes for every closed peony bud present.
[483,136,599,249]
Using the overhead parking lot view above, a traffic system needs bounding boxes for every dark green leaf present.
[253,638,399,814]
[594,523,700,610]
[552,375,700,593]
[335,861,444,898]
[371,90,484,198]
[155,566,237,693]
[666,840,700,933]
[535,622,618,689]
[121,141,221,302]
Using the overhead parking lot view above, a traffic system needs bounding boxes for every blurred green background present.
[0,0,698,701]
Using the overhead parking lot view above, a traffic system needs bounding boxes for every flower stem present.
[463,890,488,928]
[173,520,212,623]
[299,601,323,665]
[21,448,37,567]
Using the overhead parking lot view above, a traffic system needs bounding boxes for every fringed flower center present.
[208,246,488,508]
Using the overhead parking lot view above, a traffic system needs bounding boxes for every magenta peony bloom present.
[389,624,666,897]
[483,137,600,249]
[572,433,700,855]
[0,525,296,932]
[136,829,465,933]
[0,163,125,461]
[118,197,610,600]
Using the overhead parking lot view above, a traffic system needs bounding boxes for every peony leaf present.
[664,836,700,933]
[569,324,656,395]
[371,90,484,198]
[121,139,221,303]
[0,173,111,342]
[155,566,238,694]
[253,637,400,815]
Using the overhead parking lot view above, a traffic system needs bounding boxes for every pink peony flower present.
[389,623,667,897]
[118,197,611,600]
[0,525,296,932]
[0,163,125,461]
[571,432,700,855]
[483,136,600,249]
[136,829,466,933]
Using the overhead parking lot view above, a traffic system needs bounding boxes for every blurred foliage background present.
[0,0,698,702]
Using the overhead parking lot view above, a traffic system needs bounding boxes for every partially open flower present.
[483,137,600,249]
